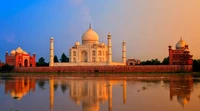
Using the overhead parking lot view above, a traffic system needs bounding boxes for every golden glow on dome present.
[177,96,190,107]
[94,41,99,45]
[82,24,99,45]
[11,47,28,54]
[16,47,23,53]
[10,50,16,55]
[101,42,105,46]
[75,41,80,46]
[176,38,187,50]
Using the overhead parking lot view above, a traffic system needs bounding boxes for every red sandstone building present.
[0,60,4,67]
[126,59,140,65]
[169,38,193,65]
[5,47,36,67]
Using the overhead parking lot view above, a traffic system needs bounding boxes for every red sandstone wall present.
[13,65,193,73]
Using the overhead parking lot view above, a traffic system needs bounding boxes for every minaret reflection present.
[4,77,35,100]
[68,80,126,111]
[123,81,126,104]
[108,81,112,111]
[49,77,54,111]
[169,75,193,107]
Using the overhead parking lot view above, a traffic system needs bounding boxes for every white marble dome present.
[94,41,99,45]
[176,38,186,50]
[82,25,99,45]
[75,41,80,46]
[10,50,16,55]
[12,47,28,54]
[100,42,105,46]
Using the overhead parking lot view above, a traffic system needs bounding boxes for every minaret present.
[107,33,112,64]
[49,37,54,67]
[49,77,54,111]
[122,40,126,64]
[168,45,172,65]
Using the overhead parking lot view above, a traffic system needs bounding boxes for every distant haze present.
[0,0,200,62]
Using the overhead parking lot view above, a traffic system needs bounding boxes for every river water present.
[0,74,200,111]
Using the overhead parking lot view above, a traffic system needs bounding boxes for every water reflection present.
[50,78,54,111]
[0,74,199,111]
[49,78,127,111]
[4,77,35,100]
[169,75,193,107]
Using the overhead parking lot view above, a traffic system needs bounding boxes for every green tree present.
[140,58,161,65]
[162,57,169,65]
[193,59,200,72]
[39,57,45,63]
[36,57,49,66]
[0,64,14,72]
[60,53,69,62]
[54,55,59,63]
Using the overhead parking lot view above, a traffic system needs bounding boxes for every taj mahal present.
[49,24,126,66]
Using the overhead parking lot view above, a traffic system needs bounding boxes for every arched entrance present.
[129,62,134,66]
[24,59,28,67]
[81,50,88,62]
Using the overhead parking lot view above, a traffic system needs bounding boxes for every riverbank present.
[1,73,199,80]
[12,65,192,73]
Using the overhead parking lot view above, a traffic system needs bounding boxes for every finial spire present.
[89,23,91,29]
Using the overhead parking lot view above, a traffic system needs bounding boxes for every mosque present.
[168,38,193,65]
[49,24,126,66]
[5,47,36,67]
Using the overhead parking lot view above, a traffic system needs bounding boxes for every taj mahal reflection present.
[49,79,127,111]
[1,75,195,111]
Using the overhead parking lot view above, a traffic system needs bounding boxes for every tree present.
[0,64,14,72]
[38,57,45,63]
[162,57,169,65]
[140,58,161,65]
[36,57,49,66]
[193,59,200,72]
[60,53,69,62]
[54,55,59,63]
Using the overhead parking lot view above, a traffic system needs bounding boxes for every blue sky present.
[0,0,200,62]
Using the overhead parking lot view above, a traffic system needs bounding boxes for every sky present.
[0,0,200,62]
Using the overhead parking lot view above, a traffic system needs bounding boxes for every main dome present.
[82,25,99,45]
[176,38,186,50]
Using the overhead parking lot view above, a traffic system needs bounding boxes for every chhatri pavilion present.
[49,24,126,66]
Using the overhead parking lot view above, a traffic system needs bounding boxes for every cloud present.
[66,0,92,38]
[80,6,92,23]
[69,0,92,24]
[69,0,83,6]
[4,34,16,44]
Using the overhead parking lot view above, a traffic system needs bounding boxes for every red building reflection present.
[5,77,35,100]
[169,75,193,107]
